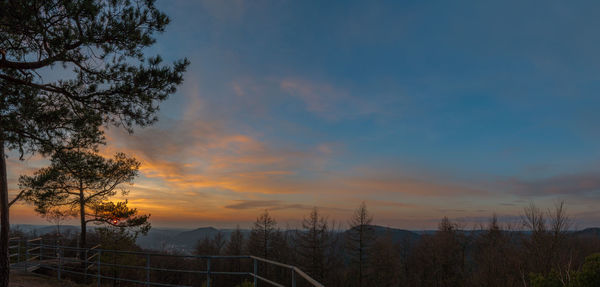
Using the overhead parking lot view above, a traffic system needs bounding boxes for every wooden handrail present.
[294,267,325,287]
[12,242,325,287]
[250,256,325,287]
[251,273,285,287]
[250,256,295,269]
[27,246,41,252]
[87,252,99,261]
[26,255,39,261]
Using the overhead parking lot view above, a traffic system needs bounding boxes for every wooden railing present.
[8,238,324,287]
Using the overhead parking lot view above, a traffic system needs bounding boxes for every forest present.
[10,201,600,287]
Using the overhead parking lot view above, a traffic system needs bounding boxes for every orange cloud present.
[5,75,505,230]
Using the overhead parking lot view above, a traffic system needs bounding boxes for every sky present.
[7,0,600,229]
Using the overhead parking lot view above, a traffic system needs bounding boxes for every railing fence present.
[8,237,324,287]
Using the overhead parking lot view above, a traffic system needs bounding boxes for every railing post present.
[25,240,29,262]
[292,268,296,287]
[58,246,62,281]
[207,257,211,287]
[97,249,101,287]
[84,249,88,283]
[146,253,150,287]
[253,258,257,287]
[38,239,44,265]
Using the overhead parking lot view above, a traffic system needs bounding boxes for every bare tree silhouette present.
[346,202,375,287]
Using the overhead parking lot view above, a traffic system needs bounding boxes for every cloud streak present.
[504,172,600,196]
[224,200,312,211]
[280,78,383,120]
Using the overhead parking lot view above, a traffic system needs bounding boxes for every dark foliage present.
[20,150,150,251]
[0,1,189,285]
[12,201,600,287]
[345,201,375,287]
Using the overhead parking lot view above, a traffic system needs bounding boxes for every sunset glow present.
[7,0,600,230]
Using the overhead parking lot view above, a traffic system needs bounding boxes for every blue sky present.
[9,0,600,229]
[155,0,600,174]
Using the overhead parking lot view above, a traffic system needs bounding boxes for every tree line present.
[9,201,600,287]
[192,202,600,287]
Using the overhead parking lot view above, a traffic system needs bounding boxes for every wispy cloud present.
[504,171,600,196]
[280,78,382,120]
[224,200,312,211]
[97,107,498,225]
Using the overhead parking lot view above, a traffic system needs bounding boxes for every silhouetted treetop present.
[0,0,189,155]
[248,209,277,259]
[0,1,187,286]
[20,150,149,248]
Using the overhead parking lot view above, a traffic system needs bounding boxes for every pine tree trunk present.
[0,136,10,287]
[79,187,86,249]
[79,184,87,264]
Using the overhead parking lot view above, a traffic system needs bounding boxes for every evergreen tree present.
[270,228,292,282]
[345,202,375,287]
[195,237,216,255]
[224,226,246,287]
[473,215,519,287]
[195,231,226,255]
[225,226,245,256]
[531,253,600,287]
[370,232,403,286]
[248,210,277,259]
[212,232,226,255]
[407,217,465,287]
[297,207,330,282]
[0,1,188,283]
[435,217,466,287]
[575,253,600,287]
[20,150,149,250]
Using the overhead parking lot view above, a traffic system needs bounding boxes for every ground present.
[9,271,85,287]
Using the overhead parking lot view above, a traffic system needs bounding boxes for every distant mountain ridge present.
[13,224,421,252]
[574,227,600,237]
[345,225,421,243]
[137,227,253,252]
[12,224,600,254]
